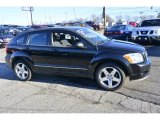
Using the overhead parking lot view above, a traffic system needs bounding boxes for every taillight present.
[115,31,123,34]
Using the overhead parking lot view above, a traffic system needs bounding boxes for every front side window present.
[28,32,48,46]
[75,28,110,45]
[52,32,80,48]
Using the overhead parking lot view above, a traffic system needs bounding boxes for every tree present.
[115,15,123,22]
[157,13,160,18]
[125,15,131,23]
[106,15,114,22]
[90,14,102,23]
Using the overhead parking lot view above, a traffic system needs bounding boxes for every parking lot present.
[0,44,159,113]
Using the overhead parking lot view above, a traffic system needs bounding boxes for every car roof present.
[21,26,88,33]
[142,19,160,21]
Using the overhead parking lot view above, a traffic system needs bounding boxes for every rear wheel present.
[14,60,32,81]
[95,63,126,91]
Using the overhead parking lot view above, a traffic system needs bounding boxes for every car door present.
[48,30,95,76]
[26,31,57,74]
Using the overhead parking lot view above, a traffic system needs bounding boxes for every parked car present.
[0,29,14,47]
[16,26,31,32]
[72,22,94,30]
[8,28,22,36]
[85,21,100,30]
[132,19,160,44]
[5,27,151,91]
[104,24,134,41]
[129,22,138,27]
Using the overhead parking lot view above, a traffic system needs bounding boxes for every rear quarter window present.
[17,36,26,44]
[9,34,27,45]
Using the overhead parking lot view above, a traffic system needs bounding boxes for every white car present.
[132,19,160,44]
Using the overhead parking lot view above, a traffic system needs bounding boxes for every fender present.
[88,51,133,78]
[10,51,35,71]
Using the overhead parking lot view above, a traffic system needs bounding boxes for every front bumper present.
[132,35,160,43]
[129,58,151,80]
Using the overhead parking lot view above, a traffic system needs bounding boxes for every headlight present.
[123,53,144,64]
[0,39,3,42]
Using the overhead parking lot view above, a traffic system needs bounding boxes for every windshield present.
[75,28,110,45]
[140,19,160,27]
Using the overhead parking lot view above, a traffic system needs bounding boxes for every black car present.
[0,29,14,47]
[5,27,151,91]
[104,24,134,41]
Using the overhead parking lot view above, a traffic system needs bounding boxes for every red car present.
[129,22,138,27]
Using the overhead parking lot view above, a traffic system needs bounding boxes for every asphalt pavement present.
[0,44,160,113]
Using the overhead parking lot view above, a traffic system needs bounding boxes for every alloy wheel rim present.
[99,67,121,89]
[15,63,29,80]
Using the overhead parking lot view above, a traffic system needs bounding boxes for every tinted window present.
[141,19,160,27]
[17,36,25,44]
[28,32,48,46]
[127,25,134,30]
[109,25,125,30]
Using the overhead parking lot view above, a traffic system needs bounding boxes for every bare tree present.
[106,15,114,22]
[125,15,131,23]
[90,14,102,23]
[132,16,139,22]
[157,13,160,18]
[141,15,147,21]
[115,15,123,22]
[147,15,155,19]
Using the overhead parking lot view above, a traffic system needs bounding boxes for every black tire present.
[95,63,126,91]
[13,60,32,81]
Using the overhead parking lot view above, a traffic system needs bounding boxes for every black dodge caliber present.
[5,27,151,91]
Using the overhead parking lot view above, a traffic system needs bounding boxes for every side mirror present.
[75,42,85,49]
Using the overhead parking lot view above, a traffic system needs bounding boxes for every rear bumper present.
[129,59,151,80]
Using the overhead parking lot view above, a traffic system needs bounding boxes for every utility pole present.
[102,6,106,28]
[22,7,34,25]
[74,8,77,20]
[65,12,68,22]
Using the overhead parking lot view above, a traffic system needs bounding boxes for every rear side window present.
[28,32,49,46]
[17,37,25,44]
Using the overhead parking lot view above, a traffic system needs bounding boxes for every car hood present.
[99,40,145,53]
[134,26,160,31]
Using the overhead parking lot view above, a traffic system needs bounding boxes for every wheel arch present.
[10,51,34,71]
[92,59,130,79]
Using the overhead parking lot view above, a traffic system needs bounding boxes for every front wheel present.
[95,63,126,91]
[14,60,32,81]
